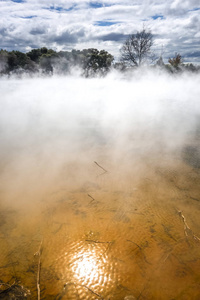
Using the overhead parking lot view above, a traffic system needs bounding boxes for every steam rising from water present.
[1,70,200,299]
[0,71,199,210]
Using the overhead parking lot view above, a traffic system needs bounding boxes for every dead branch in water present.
[34,240,43,300]
[94,161,108,173]
[85,239,113,244]
[127,240,151,265]
[64,282,104,299]
[177,209,200,241]
[190,196,200,202]
[127,239,142,250]
[162,224,177,242]
[0,281,30,298]
[88,194,96,205]
[81,284,104,299]
[162,237,185,263]
[0,281,16,294]
[87,194,95,204]
[137,285,146,300]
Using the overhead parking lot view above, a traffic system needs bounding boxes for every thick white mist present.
[0,71,200,208]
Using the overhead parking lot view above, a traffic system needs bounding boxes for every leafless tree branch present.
[120,29,153,66]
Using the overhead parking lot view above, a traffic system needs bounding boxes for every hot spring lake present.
[0,72,200,299]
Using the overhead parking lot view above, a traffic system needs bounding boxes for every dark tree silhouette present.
[120,29,153,66]
[83,48,114,77]
[168,53,182,69]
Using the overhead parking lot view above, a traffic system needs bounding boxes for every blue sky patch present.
[151,14,164,20]
[21,15,36,19]
[11,0,25,2]
[65,6,75,11]
[49,5,76,12]
[189,7,200,11]
[89,2,111,8]
[95,21,119,26]
[89,2,103,8]
[50,6,63,11]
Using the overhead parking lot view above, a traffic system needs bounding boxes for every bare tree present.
[120,29,153,66]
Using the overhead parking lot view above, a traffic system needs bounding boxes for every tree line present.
[0,28,199,77]
[0,47,114,77]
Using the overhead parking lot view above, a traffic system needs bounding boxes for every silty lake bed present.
[0,73,200,299]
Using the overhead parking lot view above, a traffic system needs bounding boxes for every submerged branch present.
[137,285,146,300]
[127,240,151,265]
[34,240,43,300]
[162,224,177,242]
[64,282,104,299]
[81,284,104,299]
[127,239,142,250]
[0,281,16,294]
[85,239,113,244]
[190,196,200,202]
[162,237,185,263]
[0,281,30,298]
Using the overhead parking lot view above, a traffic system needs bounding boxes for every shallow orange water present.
[0,147,200,300]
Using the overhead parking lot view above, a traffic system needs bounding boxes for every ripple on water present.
[42,237,121,299]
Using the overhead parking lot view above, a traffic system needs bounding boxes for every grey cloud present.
[97,32,128,42]
[0,27,7,36]
[54,33,77,44]
[184,51,200,58]
[49,29,85,45]
[30,27,47,35]
[186,16,200,30]
[0,37,30,51]
[0,23,42,51]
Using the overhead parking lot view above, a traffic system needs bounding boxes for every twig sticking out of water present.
[34,240,43,300]
[177,209,200,241]
[94,161,108,173]
[88,194,95,204]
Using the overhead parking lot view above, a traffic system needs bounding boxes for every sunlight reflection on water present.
[72,248,106,283]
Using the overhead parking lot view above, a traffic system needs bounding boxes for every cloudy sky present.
[0,0,200,63]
